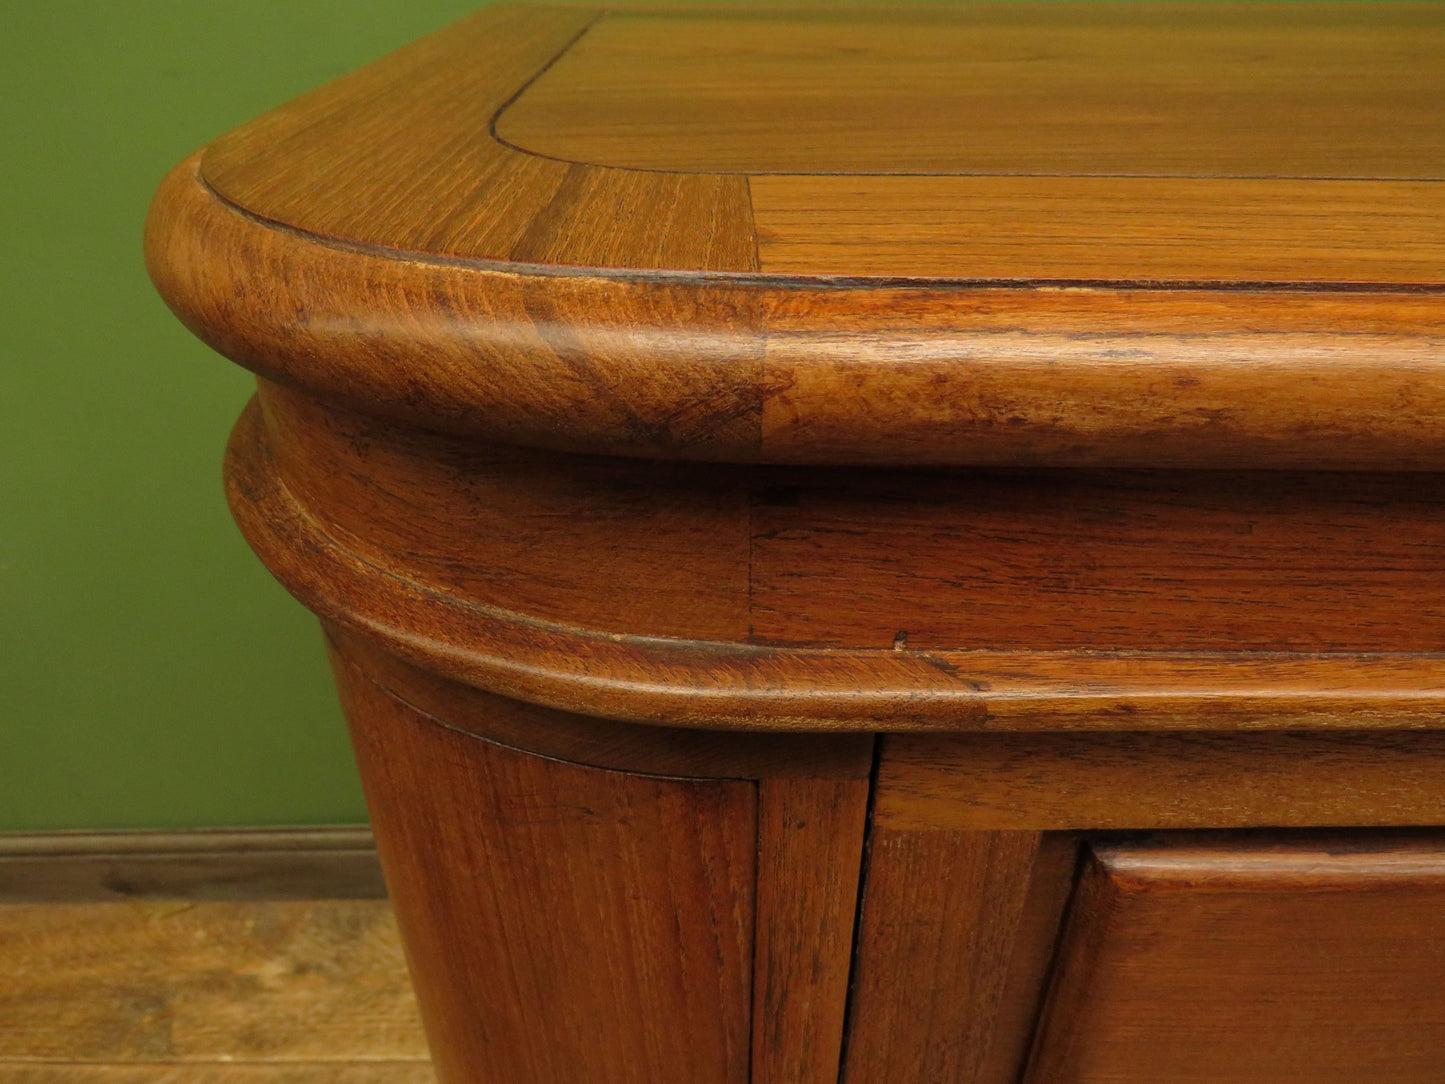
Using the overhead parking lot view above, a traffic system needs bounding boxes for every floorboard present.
[0,1065,436,1083]
[0,899,431,1082]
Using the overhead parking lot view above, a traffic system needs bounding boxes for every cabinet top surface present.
[201,0,1445,287]
[149,2,1445,469]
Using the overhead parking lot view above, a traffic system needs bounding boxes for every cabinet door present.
[1026,832,1445,1083]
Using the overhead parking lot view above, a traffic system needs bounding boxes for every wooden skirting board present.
[0,826,429,1083]
[0,825,386,903]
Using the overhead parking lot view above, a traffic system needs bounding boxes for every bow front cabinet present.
[147,4,1445,1081]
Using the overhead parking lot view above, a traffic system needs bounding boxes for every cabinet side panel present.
[331,647,757,1084]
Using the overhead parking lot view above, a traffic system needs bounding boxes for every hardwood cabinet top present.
[148,2,1445,468]
[203,0,1445,283]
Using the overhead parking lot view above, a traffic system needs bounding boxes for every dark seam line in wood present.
[747,781,764,1083]
[834,734,883,1084]
[484,11,607,153]
[743,170,767,469]
[484,13,1445,184]
[281,461,1445,669]
[743,172,763,276]
[328,636,762,784]
[248,429,1445,730]
[275,450,1445,689]
[1015,837,1093,1083]
[195,170,1445,296]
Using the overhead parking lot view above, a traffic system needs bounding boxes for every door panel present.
[1026,832,1445,1083]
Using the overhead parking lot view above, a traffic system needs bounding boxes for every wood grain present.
[1026,833,1445,1083]
[201,4,756,273]
[326,625,875,779]
[149,156,768,463]
[260,381,751,643]
[146,8,1445,1082]
[842,830,1049,1084]
[751,175,1445,283]
[750,467,1445,652]
[874,731,1445,831]
[0,1068,434,1084]
[755,287,1445,471]
[976,835,1081,1084]
[329,634,873,1084]
[0,827,383,903]
[262,380,1445,656]
[228,395,1445,732]
[0,900,425,1063]
[203,0,1445,289]
[150,154,1445,472]
[502,4,1445,178]
[147,4,1445,471]
[751,774,870,1084]
[335,650,756,1084]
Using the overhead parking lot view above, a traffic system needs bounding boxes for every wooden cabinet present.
[146,3,1445,1080]
[325,636,1445,1084]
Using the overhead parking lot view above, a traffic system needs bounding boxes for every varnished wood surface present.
[332,635,873,1084]
[197,1,1445,283]
[873,731,1445,830]
[147,4,1445,471]
[749,467,1445,652]
[0,1068,433,1083]
[148,151,1445,472]
[754,287,1445,470]
[229,394,1445,731]
[326,625,876,778]
[270,382,1445,655]
[501,4,1445,178]
[752,775,869,1084]
[146,7,1445,1081]
[335,649,757,1084]
[1026,833,1445,1082]
[262,382,751,644]
[750,175,1445,282]
[842,830,1054,1084]
[201,3,756,273]
[975,836,1081,1084]
[0,899,425,1065]
[0,827,383,903]
[150,155,769,464]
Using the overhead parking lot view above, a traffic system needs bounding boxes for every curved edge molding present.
[226,396,1445,731]
[144,153,770,462]
[149,154,1445,471]
[326,625,875,781]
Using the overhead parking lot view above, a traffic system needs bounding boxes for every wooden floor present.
[0,899,433,1082]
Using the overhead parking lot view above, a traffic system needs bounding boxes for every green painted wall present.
[1,1,478,830]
